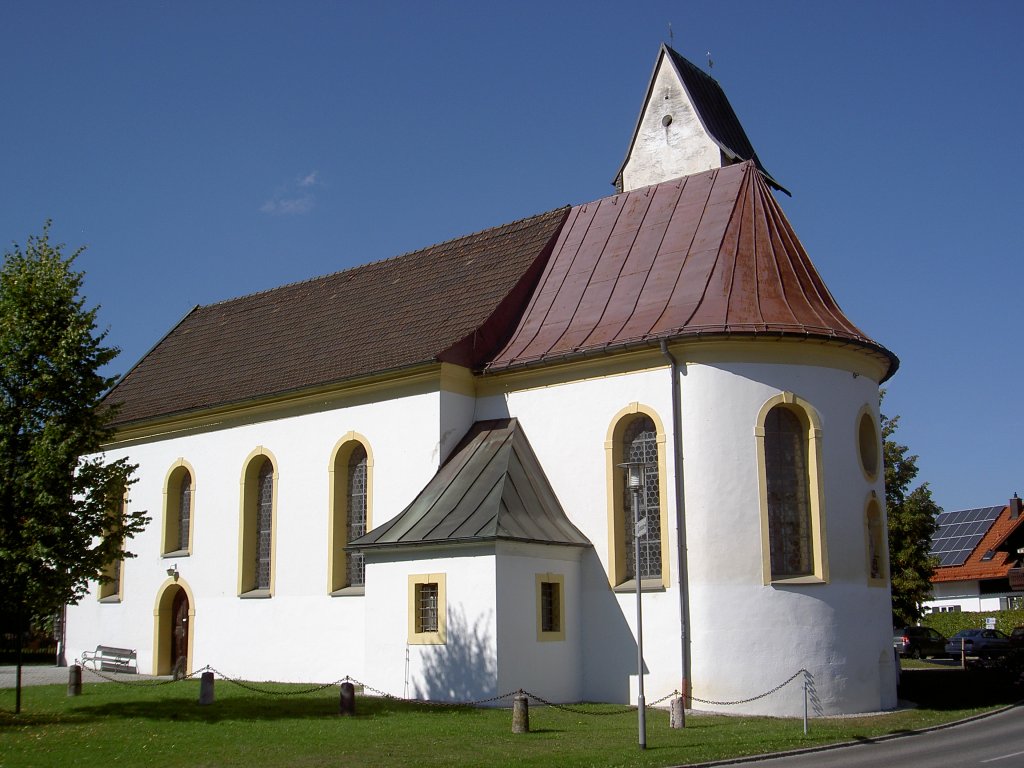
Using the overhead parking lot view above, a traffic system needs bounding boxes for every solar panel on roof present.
[930,505,1003,567]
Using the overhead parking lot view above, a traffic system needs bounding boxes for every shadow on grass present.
[0,681,491,728]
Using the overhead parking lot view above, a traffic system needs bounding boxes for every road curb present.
[669,700,1024,768]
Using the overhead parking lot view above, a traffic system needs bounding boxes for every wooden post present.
[198,671,215,705]
[67,664,82,697]
[512,692,529,733]
[339,681,356,716]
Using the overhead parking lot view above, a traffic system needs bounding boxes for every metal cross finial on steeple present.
[668,22,674,47]
[706,51,714,72]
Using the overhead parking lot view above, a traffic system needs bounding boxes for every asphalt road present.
[714,705,1024,768]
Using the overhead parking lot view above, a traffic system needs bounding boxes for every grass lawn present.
[1,666,1019,768]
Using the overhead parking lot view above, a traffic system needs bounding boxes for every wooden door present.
[171,589,189,678]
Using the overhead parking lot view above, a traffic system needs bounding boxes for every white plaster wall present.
[67,388,446,683]
[621,57,722,192]
[479,356,896,715]
[927,580,982,616]
[67,351,898,715]
[438,389,476,464]
[932,581,980,599]
[363,546,498,702]
[477,366,684,705]
[494,542,583,702]
[680,361,895,715]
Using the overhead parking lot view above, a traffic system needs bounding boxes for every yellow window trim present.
[856,404,881,483]
[327,433,374,594]
[536,572,566,642]
[604,402,671,589]
[407,573,446,645]
[754,392,829,586]
[98,491,129,602]
[237,446,279,597]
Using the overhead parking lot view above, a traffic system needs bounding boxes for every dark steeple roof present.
[349,418,591,551]
[615,44,789,195]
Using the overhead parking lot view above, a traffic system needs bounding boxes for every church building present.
[67,45,900,716]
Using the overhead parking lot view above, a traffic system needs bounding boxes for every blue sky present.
[1,1,1020,512]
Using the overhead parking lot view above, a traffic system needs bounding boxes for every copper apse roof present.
[487,161,897,377]
[105,207,568,427]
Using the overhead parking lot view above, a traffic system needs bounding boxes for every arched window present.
[623,416,661,581]
[239,449,277,596]
[346,446,368,586]
[99,491,127,602]
[255,460,273,590]
[328,434,373,594]
[605,404,669,589]
[765,406,812,577]
[162,461,195,556]
[178,475,192,551]
[755,393,828,584]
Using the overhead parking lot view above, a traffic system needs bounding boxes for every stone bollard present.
[339,681,356,716]
[512,692,529,733]
[198,671,215,705]
[669,696,685,729]
[67,664,82,697]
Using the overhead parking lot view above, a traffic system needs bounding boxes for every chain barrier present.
[77,661,205,687]
[344,675,519,708]
[204,666,348,696]
[523,688,680,716]
[73,660,811,714]
[687,669,808,706]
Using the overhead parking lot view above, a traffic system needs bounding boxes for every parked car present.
[1010,626,1024,648]
[944,628,1011,657]
[893,626,948,658]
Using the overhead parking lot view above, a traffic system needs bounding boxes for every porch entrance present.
[153,579,194,676]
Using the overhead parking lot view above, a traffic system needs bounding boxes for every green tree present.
[883,404,940,627]
[0,223,147,710]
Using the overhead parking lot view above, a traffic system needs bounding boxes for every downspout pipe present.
[660,339,690,710]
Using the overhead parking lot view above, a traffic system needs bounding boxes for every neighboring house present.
[927,494,1024,613]
[67,44,900,717]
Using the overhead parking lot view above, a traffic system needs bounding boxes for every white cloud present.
[261,170,321,215]
[260,195,314,215]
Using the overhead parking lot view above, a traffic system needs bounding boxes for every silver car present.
[944,628,1011,657]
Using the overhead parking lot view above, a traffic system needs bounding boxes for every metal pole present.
[633,483,646,750]
[803,676,808,735]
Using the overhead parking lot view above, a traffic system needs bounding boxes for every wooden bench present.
[80,645,138,674]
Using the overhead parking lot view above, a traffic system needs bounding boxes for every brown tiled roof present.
[487,162,898,378]
[106,207,569,427]
[932,505,1024,583]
